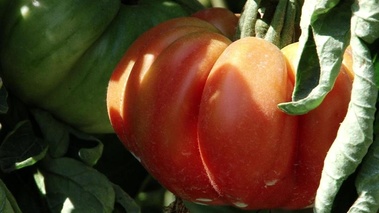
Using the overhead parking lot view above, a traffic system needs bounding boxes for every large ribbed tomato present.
[107,12,352,210]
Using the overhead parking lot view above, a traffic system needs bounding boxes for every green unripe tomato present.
[0,0,195,133]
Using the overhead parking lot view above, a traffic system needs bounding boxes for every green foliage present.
[0,120,48,172]
[0,179,22,213]
[35,158,116,213]
[0,88,147,212]
[0,63,157,212]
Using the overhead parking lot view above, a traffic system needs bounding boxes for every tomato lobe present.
[124,31,232,203]
[198,37,298,208]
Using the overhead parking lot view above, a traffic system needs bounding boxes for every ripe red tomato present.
[107,13,352,209]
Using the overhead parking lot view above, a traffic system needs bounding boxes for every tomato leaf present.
[0,178,22,213]
[374,53,379,88]
[112,184,141,213]
[64,129,104,167]
[288,30,321,102]
[0,120,48,172]
[31,110,70,158]
[76,139,104,167]
[345,42,379,213]
[35,157,116,213]
[32,109,103,166]
[314,0,379,212]
[278,0,352,115]
[348,103,379,212]
[0,0,10,20]
[94,134,148,200]
[0,79,8,114]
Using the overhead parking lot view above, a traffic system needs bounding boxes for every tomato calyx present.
[236,0,302,48]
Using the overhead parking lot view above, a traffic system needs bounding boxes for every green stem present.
[235,0,261,39]
[235,0,299,47]
[264,0,287,47]
[279,0,298,48]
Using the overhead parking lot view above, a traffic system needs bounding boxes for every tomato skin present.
[107,16,352,209]
[192,7,239,40]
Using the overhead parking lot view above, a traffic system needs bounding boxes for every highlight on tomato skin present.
[106,14,352,210]
[342,45,354,80]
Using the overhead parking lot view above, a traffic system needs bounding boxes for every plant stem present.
[235,0,300,47]
[235,0,261,39]
[264,0,287,46]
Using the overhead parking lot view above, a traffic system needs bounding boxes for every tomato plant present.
[106,11,352,210]
[0,0,377,212]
